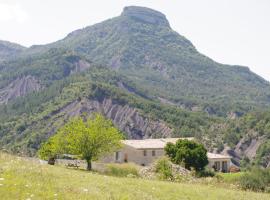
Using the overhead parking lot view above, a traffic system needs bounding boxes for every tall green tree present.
[165,139,208,171]
[38,113,123,170]
[38,133,65,162]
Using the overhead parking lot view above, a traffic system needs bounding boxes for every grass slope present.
[0,153,269,200]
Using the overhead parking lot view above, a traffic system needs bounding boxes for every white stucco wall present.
[101,144,232,172]
[100,145,165,166]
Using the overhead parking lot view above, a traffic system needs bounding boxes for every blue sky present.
[0,0,269,81]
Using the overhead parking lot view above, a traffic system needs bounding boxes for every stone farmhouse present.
[101,138,231,172]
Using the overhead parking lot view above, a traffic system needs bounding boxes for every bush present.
[195,167,215,178]
[105,163,139,177]
[154,157,173,180]
[240,156,251,170]
[239,168,270,192]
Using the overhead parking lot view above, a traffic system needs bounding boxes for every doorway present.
[124,153,128,162]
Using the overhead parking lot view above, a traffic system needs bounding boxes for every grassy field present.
[0,153,269,200]
[218,172,244,183]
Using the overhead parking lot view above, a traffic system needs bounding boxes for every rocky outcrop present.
[122,6,170,27]
[0,76,41,104]
[52,98,173,139]
[234,137,265,159]
[227,111,243,119]
[139,161,191,180]
[158,97,177,106]
[221,146,242,166]
[70,59,91,74]
[117,81,136,95]
[221,136,266,166]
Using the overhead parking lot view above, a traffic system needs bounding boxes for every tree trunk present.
[86,159,92,171]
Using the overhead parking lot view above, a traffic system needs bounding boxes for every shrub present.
[105,163,139,177]
[239,168,270,192]
[255,141,270,167]
[195,167,215,178]
[240,156,251,170]
[154,157,173,180]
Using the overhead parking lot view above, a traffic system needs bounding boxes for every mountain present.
[0,57,213,155]
[0,40,26,61]
[0,6,270,166]
[3,6,270,115]
[21,6,270,116]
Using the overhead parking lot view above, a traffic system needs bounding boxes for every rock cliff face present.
[222,136,265,166]
[70,59,91,74]
[49,98,172,139]
[121,6,170,27]
[234,137,265,159]
[0,56,91,104]
[0,76,41,104]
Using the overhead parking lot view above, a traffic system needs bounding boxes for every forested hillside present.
[0,60,218,155]
[0,40,26,61]
[2,6,270,115]
[20,6,270,116]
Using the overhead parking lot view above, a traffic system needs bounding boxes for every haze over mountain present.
[0,6,270,166]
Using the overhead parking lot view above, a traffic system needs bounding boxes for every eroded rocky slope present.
[45,98,172,139]
[0,76,41,104]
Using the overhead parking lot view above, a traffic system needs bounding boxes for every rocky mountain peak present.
[121,6,170,27]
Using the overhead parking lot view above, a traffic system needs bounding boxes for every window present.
[152,150,155,156]
[143,150,147,156]
[214,161,220,171]
[115,151,120,161]
[222,161,227,172]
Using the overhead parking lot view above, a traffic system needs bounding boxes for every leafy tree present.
[38,114,123,170]
[165,139,208,171]
[38,133,65,164]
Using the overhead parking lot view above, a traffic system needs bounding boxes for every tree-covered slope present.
[0,63,217,155]
[20,6,270,115]
[0,40,26,61]
[2,6,270,115]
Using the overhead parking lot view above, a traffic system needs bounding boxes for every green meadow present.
[0,153,269,200]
